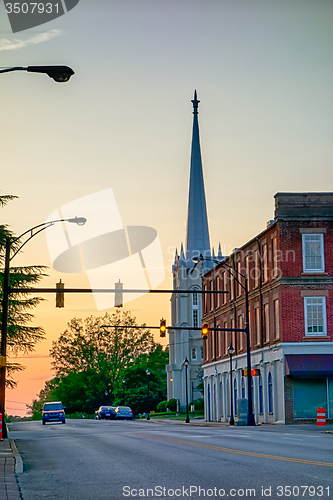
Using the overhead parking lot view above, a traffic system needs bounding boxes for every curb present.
[9,439,23,475]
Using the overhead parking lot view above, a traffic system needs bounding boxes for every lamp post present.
[0,217,86,438]
[146,369,150,420]
[0,65,75,82]
[227,345,235,426]
[192,255,255,427]
[184,357,190,423]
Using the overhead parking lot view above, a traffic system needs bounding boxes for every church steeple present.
[185,90,210,263]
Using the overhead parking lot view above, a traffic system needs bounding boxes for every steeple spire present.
[185,90,210,263]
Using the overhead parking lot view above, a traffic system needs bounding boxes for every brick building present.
[202,193,333,424]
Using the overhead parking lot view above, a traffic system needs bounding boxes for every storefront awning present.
[285,354,333,377]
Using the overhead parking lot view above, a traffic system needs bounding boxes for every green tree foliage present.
[28,311,168,416]
[0,194,46,387]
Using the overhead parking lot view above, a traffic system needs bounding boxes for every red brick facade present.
[202,201,333,365]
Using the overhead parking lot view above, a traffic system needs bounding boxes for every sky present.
[1,0,333,416]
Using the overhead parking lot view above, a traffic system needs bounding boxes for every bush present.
[167,398,177,412]
[192,398,204,411]
[157,401,168,412]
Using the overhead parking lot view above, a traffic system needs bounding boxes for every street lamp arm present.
[0,67,27,74]
[10,217,87,262]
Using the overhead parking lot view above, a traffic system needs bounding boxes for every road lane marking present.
[132,433,333,467]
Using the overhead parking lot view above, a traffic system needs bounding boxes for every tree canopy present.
[29,310,168,416]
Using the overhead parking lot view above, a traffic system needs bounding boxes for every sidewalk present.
[0,437,22,500]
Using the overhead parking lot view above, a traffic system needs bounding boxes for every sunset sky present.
[1,0,333,416]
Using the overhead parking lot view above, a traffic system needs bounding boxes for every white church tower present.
[166,91,219,408]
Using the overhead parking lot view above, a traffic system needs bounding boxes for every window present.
[200,346,204,360]
[245,255,250,290]
[230,272,234,300]
[302,234,325,272]
[210,280,214,311]
[272,237,278,278]
[231,318,235,349]
[264,303,269,342]
[192,288,199,328]
[216,322,220,357]
[254,249,259,287]
[241,377,245,398]
[192,309,198,328]
[237,261,242,296]
[191,347,197,361]
[273,299,280,339]
[222,273,226,304]
[234,380,237,416]
[262,243,268,282]
[238,314,243,351]
[255,307,260,345]
[304,296,327,336]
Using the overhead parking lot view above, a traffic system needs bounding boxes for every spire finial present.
[191,89,200,114]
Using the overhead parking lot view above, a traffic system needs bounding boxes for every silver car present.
[115,406,133,420]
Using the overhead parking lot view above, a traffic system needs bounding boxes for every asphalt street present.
[8,420,333,500]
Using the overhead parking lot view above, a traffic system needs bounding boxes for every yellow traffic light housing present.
[56,280,64,308]
[160,318,166,337]
[201,323,209,339]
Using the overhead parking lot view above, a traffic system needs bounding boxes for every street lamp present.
[146,369,150,420]
[227,345,235,426]
[0,65,75,82]
[184,357,190,423]
[0,217,86,438]
[192,255,255,426]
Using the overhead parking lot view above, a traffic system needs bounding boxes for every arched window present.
[241,377,245,398]
[191,347,197,361]
[268,372,273,413]
[200,346,204,360]
[259,373,263,414]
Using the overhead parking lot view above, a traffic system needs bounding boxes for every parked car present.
[115,406,133,420]
[42,401,66,425]
[95,406,117,420]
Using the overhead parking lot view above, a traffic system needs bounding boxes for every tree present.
[49,310,155,403]
[0,194,46,387]
[28,311,169,417]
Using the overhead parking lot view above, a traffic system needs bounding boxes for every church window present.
[191,347,197,361]
[192,309,198,328]
[200,346,204,360]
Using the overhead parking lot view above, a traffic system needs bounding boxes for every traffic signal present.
[160,318,166,337]
[56,280,64,308]
[201,323,209,339]
[252,368,260,376]
[242,369,248,377]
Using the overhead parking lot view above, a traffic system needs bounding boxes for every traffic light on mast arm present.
[56,280,64,308]
[160,318,166,337]
[201,323,209,339]
[242,368,260,376]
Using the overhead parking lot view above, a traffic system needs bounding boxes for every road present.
[8,419,333,500]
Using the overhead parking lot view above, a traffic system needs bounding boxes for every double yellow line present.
[133,433,333,467]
